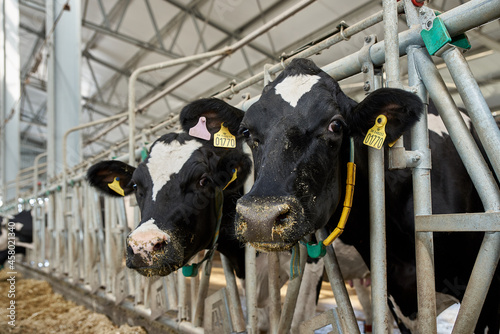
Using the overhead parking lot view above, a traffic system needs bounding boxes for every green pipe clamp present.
[420,12,470,56]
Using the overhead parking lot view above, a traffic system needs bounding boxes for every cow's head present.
[87,98,251,276]
[235,58,422,252]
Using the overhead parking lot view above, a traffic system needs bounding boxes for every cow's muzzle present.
[126,229,182,276]
[235,196,307,252]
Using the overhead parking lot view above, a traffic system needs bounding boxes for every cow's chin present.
[132,264,180,277]
[249,241,296,253]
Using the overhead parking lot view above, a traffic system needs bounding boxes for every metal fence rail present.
[3,0,499,333]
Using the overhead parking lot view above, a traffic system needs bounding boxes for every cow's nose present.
[236,196,303,244]
[128,233,169,254]
[126,228,170,266]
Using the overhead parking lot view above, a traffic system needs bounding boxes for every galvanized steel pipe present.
[276,243,308,334]
[220,254,246,332]
[408,45,437,334]
[245,245,258,333]
[323,0,500,81]
[317,229,361,334]
[440,46,500,182]
[383,0,402,88]
[413,50,500,211]
[268,252,281,334]
[368,146,389,334]
[414,48,500,333]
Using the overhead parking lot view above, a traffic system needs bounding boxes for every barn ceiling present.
[15,0,500,169]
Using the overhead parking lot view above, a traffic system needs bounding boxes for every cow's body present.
[0,210,33,267]
[235,58,500,333]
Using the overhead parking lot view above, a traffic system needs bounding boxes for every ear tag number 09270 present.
[214,123,236,148]
[363,115,387,150]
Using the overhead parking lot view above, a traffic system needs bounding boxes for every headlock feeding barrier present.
[2,0,499,333]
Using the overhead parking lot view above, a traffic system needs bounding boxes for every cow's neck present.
[215,192,246,278]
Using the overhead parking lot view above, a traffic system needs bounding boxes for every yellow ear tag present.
[363,115,387,150]
[223,169,238,190]
[388,136,401,148]
[214,123,236,148]
[108,177,125,196]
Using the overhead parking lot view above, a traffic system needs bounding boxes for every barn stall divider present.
[2,0,499,333]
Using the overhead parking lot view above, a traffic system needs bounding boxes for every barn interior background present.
[0,0,499,333]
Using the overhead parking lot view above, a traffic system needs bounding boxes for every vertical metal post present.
[245,245,257,333]
[104,196,113,291]
[407,45,437,334]
[220,254,246,333]
[193,253,212,327]
[277,242,307,334]
[242,144,257,333]
[368,145,389,334]
[178,272,188,321]
[317,229,361,334]
[267,252,281,334]
[46,0,81,178]
[382,0,402,89]
[190,254,199,321]
[46,192,55,272]
[366,58,389,334]
[0,0,21,202]
[33,152,47,267]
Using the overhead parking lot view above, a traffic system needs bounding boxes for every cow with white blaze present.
[235,58,499,333]
[87,98,252,278]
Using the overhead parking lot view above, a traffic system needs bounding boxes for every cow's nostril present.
[276,213,289,225]
[153,241,167,252]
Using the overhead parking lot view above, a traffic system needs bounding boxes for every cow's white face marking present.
[147,139,203,201]
[428,112,471,138]
[129,218,170,240]
[274,74,321,108]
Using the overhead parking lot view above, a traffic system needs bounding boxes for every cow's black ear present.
[86,161,136,197]
[214,150,252,193]
[347,88,423,144]
[180,98,244,139]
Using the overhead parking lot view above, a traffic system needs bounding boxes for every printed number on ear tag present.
[214,124,236,148]
[108,177,125,196]
[363,115,387,150]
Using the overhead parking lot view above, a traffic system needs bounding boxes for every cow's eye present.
[328,120,343,133]
[241,128,250,138]
[133,184,137,191]
[199,176,209,187]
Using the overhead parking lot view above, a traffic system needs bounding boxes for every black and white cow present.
[235,58,500,333]
[0,210,33,267]
[87,98,252,278]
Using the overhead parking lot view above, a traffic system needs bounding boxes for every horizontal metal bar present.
[415,212,500,232]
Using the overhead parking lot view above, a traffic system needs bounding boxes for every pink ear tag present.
[189,116,211,141]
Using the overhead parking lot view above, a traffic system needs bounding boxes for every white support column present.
[0,0,20,202]
[46,0,81,178]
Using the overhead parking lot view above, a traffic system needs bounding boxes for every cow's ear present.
[180,98,244,140]
[215,150,252,193]
[347,88,423,144]
[86,161,136,197]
